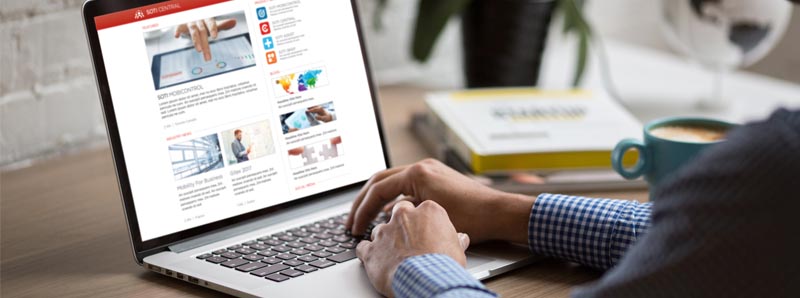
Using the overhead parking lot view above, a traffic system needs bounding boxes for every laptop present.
[81,0,538,296]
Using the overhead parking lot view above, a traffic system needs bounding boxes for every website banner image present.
[145,11,255,90]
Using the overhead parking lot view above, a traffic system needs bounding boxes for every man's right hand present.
[346,159,535,244]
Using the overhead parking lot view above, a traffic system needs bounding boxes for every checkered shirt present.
[393,254,497,298]
[529,193,652,270]
[392,193,652,298]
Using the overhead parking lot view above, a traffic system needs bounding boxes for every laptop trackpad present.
[464,241,539,280]
[465,252,495,269]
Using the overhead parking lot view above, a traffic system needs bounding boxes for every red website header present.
[95,0,230,30]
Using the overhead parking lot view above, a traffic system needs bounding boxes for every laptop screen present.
[93,0,386,241]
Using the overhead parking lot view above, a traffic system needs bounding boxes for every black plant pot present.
[461,0,556,88]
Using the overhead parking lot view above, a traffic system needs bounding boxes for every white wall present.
[1,0,798,167]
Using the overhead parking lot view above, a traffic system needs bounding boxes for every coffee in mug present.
[611,117,736,201]
[649,126,726,143]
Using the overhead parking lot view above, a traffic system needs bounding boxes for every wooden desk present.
[0,86,647,297]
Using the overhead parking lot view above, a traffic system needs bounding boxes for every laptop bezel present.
[81,0,390,263]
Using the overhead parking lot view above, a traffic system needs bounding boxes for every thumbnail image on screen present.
[169,134,225,180]
[144,11,255,90]
[272,65,329,97]
[287,136,343,169]
[280,101,336,134]
[220,120,276,166]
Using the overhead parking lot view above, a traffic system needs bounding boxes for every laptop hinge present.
[167,186,357,253]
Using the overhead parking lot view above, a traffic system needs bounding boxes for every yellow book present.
[425,88,641,174]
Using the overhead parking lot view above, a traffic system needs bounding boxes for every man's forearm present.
[388,194,651,297]
[470,191,652,269]
[486,192,536,244]
[529,193,652,270]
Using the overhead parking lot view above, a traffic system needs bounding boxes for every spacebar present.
[327,250,357,263]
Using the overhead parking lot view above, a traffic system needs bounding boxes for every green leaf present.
[560,0,591,35]
[561,0,577,34]
[411,0,471,62]
[558,0,592,87]
[572,30,589,87]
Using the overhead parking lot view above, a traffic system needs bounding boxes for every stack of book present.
[412,88,647,194]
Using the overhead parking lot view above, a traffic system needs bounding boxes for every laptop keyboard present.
[195,212,385,282]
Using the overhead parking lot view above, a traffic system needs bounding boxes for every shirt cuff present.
[392,254,498,298]
[528,193,651,270]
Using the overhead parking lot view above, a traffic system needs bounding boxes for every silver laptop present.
[82,0,538,296]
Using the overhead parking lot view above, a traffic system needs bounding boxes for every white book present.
[425,88,642,174]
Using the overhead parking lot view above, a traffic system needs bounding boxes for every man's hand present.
[346,159,534,244]
[307,106,333,122]
[288,147,304,156]
[174,18,237,61]
[356,200,470,297]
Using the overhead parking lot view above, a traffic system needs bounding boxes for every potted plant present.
[373,0,591,87]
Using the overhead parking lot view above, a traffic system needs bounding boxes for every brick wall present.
[1,0,105,166]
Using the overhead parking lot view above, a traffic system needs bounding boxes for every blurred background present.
[1,0,799,169]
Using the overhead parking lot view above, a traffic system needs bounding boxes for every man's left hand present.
[356,200,470,297]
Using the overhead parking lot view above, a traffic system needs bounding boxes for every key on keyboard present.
[199,212,386,282]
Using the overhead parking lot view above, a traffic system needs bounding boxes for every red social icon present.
[259,22,271,35]
[266,51,277,64]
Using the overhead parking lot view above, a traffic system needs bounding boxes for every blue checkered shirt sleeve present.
[530,193,652,270]
[391,194,651,297]
[393,254,497,298]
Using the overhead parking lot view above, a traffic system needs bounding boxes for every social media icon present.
[259,21,271,35]
[256,7,268,20]
[262,36,274,50]
[266,51,278,64]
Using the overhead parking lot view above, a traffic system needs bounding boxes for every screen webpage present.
[94,0,386,241]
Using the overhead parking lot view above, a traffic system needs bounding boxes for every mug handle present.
[612,139,649,180]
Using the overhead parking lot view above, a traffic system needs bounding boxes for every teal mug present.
[611,117,736,200]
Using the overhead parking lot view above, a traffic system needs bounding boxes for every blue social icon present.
[262,36,274,50]
[256,7,267,20]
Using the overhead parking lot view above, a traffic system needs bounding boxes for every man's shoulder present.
[767,108,800,130]
[734,108,800,149]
